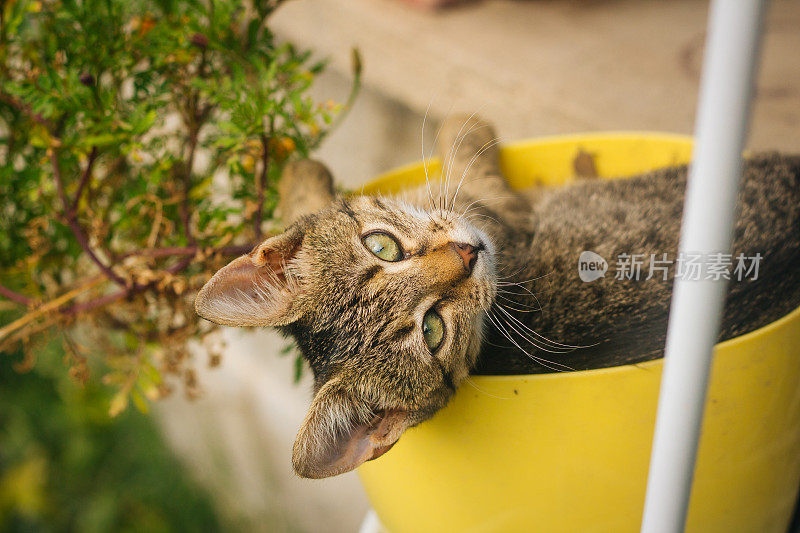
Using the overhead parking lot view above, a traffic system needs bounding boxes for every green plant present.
[0,341,224,532]
[0,0,360,414]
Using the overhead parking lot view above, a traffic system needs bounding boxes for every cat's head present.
[195,195,495,477]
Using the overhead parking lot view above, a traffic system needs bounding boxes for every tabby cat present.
[195,115,800,478]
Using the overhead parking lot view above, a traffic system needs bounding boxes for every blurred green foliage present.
[0,0,358,529]
[0,0,358,411]
[0,340,223,532]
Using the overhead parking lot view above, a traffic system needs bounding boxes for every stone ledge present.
[272,0,799,151]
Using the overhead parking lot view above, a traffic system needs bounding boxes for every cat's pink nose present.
[452,242,479,274]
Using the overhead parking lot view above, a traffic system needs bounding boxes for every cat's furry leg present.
[436,114,532,242]
[278,159,336,226]
[438,114,503,189]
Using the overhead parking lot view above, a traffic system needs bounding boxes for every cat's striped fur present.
[196,115,800,478]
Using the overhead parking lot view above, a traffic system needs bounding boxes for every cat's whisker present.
[450,137,504,211]
[496,288,533,296]
[496,286,543,304]
[497,271,554,283]
[420,96,437,211]
[495,284,541,301]
[451,142,504,214]
[419,97,433,209]
[463,377,512,400]
[495,304,596,350]
[458,195,514,217]
[481,338,515,350]
[494,304,576,351]
[495,293,542,312]
[496,272,550,287]
[488,307,571,355]
[485,311,573,372]
[459,194,512,217]
[486,310,548,360]
[445,108,496,213]
[497,302,540,314]
[498,288,546,314]
[438,109,486,213]
[429,104,453,216]
[440,112,487,214]
[443,117,488,212]
[492,309,575,356]
[494,262,532,280]
[461,204,505,219]
[464,213,503,226]
[495,275,551,311]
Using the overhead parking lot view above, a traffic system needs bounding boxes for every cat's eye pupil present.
[363,233,402,262]
[422,309,445,352]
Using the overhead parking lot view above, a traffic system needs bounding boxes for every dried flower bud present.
[190,33,208,49]
[351,47,362,77]
[79,73,95,86]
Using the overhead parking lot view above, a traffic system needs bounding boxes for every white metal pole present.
[640,1,766,532]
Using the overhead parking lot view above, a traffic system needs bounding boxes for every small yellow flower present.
[270,137,296,160]
[173,49,194,65]
[241,154,256,173]
[280,137,296,153]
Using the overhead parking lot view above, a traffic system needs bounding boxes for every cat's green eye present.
[422,309,445,352]
[363,232,403,262]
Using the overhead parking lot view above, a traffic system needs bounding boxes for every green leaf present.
[131,389,150,414]
[293,353,304,384]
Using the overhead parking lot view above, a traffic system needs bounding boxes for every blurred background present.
[1,0,798,531]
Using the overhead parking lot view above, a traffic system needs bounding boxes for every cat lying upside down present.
[195,116,800,478]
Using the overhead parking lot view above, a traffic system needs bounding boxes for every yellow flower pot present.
[358,133,800,533]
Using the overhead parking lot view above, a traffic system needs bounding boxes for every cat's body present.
[397,118,800,374]
[463,152,800,374]
[196,116,800,478]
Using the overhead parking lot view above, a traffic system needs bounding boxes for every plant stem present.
[180,128,199,246]
[309,47,362,150]
[51,149,129,288]
[65,256,195,316]
[124,243,254,259]
[0,284,30,306]
[0,91,51,128]
[0,276,106,343]
[65,242,254,315]
[254,132,270,240]
[70,146,98,212]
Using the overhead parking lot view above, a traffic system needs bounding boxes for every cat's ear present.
[195,224,306,327]
[292,380,411,478]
